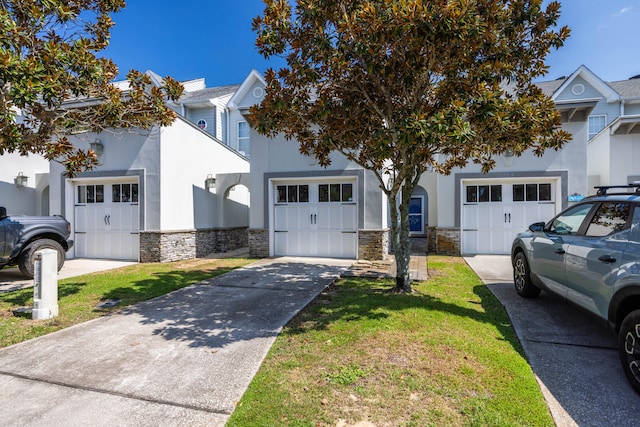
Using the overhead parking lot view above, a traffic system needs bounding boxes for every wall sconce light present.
[503,149,515,167]
[205,174,216,191]
[14,172,28,187]
[90,139,104,163]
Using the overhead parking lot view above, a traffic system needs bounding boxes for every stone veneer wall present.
[427,226,438,253]
[433,227,461,255]
[195,227,248,257]
[140,227,248,263]
[358,229,389,261]
[248,228,269,258]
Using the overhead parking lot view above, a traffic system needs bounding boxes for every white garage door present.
[273,181,357,258]
[74,181,139,260]
[462,180,559,254]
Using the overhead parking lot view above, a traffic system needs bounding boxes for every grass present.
[0,257,252,348]
[227,256,553,427]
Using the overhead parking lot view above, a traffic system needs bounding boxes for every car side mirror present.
[0,207,6,219]
[529,222,545,232]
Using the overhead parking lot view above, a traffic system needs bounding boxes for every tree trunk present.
[389,189,413,293]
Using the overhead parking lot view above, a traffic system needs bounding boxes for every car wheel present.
[619,309,640,395]
[18,239,66,279]
[513,252,541,298]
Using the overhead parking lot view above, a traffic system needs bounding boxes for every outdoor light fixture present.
[90,139,104,163]
[205,174,216,190]
[504,149,515,167]
[14,172,28,187]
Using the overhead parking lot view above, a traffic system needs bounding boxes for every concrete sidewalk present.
[465,255,640,427]
[0,257,351,426]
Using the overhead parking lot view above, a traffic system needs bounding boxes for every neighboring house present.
[170,74,252,157]
[0,71,251,263]
[243,65,640,259]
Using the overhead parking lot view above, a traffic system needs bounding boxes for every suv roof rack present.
[594,183,640,196]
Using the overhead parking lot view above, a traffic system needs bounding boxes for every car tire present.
[513,252,541,298]
[18,239,66,279]
[619,309,640,395]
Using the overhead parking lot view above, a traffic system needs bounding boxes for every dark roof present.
[609,80,640,98]
[534,78,566,97]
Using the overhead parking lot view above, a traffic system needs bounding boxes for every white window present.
[588,115,606,139]
[238,121,250,156]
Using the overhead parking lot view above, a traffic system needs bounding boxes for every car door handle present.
[554,248,565,255]
[598,255,616,264]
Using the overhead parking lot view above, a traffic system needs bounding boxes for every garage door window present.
[466,185,502,203]
[513,183,551,202]
[319,183,354,202]
[77,185,104,204]
[112,184,138,203]
[277,185,309,203]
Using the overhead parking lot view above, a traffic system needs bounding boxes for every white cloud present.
[614,6,634,17]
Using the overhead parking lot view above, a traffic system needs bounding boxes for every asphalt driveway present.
[465,255,640,427]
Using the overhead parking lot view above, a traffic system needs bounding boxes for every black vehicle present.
[0,206,74,278]
[511,184,640,394]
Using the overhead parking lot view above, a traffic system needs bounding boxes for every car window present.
[585,202,631,237]
[549,203,594,235]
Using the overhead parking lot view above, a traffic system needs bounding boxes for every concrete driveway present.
[465,255,640,427]
[0,257,352,426]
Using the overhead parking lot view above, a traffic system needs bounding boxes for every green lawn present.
[228,256,553,427]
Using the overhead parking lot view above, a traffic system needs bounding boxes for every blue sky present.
[103,1,640,87]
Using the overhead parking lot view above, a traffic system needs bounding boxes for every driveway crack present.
[0,370,232,416]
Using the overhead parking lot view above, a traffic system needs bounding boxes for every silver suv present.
[511,185,640,394]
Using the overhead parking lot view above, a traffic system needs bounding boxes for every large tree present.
[0,0,183,175]
[251,0,571,292]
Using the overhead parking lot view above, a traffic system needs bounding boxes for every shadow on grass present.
[0,281,88,307]
[103,259,523,359]
[283,277,525,358]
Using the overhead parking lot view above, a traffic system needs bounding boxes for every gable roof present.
[550,65,620,103]
[227,69,267,111]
